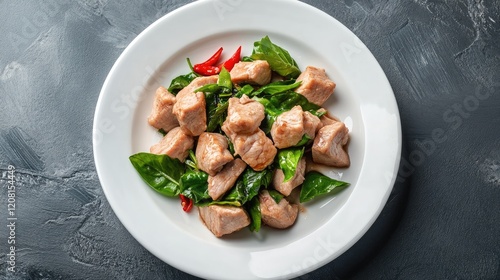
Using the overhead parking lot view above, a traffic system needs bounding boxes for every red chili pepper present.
[197,47,223,66]
[193,47,223,76]
[179,194,193,212]
[193,64,221,76]
[220,46,241,72]
[193,46,242,76]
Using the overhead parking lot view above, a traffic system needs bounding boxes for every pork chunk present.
[199,205,250,237]
[173,76,218,136]
[303,111,321,139]
[273,157,306,196]
[222,95,265,135]
[312,122,350,167]
[147,86,178,132]
[259,190,298,229]
[294,66,336,106]
[271,106,321,149]
[232,130,277,171]
[208,158,247,200]
[271,106,305,149]
[230,60,272,86]
[196,132,233,176]
[320,114,340,127]
[150,127,194,162]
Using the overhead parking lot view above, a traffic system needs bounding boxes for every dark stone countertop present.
[0,0,499,279]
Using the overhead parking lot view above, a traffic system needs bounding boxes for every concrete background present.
[0,0,499,279]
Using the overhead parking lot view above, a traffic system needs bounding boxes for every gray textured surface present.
[0,0,499,279]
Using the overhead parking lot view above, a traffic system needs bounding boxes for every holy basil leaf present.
[224,180,246,203]
[184,150,198,171]
[201,75,232,132]
[242,168,273,203]
[299,171,350,203]
[180,171,210,204]
[168,72,198,94]
[294,134,312,147]
[205,91,217,131]
[235,84,255,98]
[254,91,324,131]
[224,168,272,204]
[252,80,301,96]
[268,190,284,204]
[217,67,232,91]
[250,36,301,78]
[269,92,323,116]
[207,100,229,132]
[129,153,184,197]
[241,56,254,62]
[196,200,242,207]
[247,196,261,232]
[158,128,167,136]
[277,147,304,182]
[195,83,220,94]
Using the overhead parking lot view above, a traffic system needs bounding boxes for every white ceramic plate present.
[93,0,401,279]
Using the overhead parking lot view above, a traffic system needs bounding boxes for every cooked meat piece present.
[173,76,218,136]
[294,66,336,106]
[232,130,277,171]
[198,205,250,237]
[196,132,234,176]
[320,114,339,127]
[273,157,306,196]
[303,111,321,139]
[259,190,298,229]
[150,127,194,162]
[208,158,247,200]
[222,95,265,135]
[312,122,350,167]
[270,106,304,149]
[147,86,179,132]
[230,60,272,85]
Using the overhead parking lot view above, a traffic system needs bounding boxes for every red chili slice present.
[179,194,193,212]
[193,47,223,76]
[197,47,223,66]
[193,46,242,76]
[193,64,221,76]
[220,46,241,72]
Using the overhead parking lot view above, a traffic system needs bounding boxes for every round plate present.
[93,0,401,279]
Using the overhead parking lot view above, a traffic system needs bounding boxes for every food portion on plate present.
[129,36,351,237]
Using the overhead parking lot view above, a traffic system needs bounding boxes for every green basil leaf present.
[252,80,301,96]
[277,147,304,182]
[205,94,229,132]
[129,153,184,197]
[184,150,198,171]
[299,171,350,203]
[241,56,254,62]
[250,36,301,78]
[235,84,255,98]
[224,167,272,204]
[294,134,312,147]
[195,83,220,94]
[217,67,232,91]
[254,91,324,131]
[269,92,323,116]
[205,91,217,132]
[268,189,284,204]
[223,180,246,202]
[196,200,242,207]
[158,128,167,136]
[247,196,261,232]
[180,171,210,204]
[168,72,198,94]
